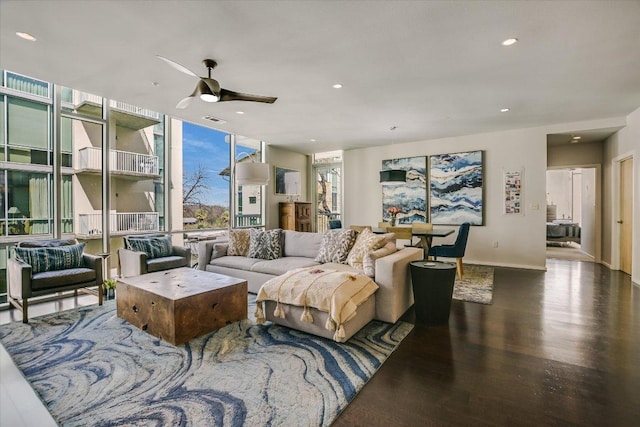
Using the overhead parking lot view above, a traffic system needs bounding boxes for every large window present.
[7,97,49,165]
[182,122,230,230]
[0,70,168,306]
[234,137,264,228]
[313,151,343,232]
[5,170,50,235]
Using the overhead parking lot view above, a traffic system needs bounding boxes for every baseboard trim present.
[465,261,546,271]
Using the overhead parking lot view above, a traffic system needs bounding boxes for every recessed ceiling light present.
[310,139,316,142]
[16,32,37,41]
[500,108,510,113]
[501,38,518,46]
[236,111,244,115]
[332,83,343,89]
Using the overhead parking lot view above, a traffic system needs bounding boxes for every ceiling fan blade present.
[176,96,195,109]
[156,55,200,78]
[219,88,277,104]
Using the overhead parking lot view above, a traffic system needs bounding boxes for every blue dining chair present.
[427,222,470,278]
[328,219,342,229]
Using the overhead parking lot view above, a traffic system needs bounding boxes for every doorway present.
[546,167,597,262]
[619,157,633,275]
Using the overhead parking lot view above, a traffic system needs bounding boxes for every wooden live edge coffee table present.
[116,267,247,345]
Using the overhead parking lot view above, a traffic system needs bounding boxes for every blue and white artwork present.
[381,157,427,224]
[430,151,484,225]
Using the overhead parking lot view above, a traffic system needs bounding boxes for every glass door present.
[313,164,342,233]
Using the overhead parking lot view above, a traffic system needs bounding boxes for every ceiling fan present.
[157,56,277,109]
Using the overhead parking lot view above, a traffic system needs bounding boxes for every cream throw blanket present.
[255,267,379,342]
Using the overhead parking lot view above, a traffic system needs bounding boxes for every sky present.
[182,122,230,207]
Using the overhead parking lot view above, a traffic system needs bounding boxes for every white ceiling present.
[1,1,639,154]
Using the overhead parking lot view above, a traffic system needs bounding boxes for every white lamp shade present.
[236,162,270,185]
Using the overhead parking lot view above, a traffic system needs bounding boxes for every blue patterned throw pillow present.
[127,236,173,259]
[15,243,86,274]
[248,229,282,260]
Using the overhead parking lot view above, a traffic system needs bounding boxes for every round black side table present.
[409,260,457,325]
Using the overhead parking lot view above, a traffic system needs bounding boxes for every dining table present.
[372,226,454,255]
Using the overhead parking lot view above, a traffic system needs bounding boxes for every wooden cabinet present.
[279,202,312,232]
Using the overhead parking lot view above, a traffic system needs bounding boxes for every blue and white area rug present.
[0,298,412,426]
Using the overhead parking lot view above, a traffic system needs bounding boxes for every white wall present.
[343,115,637,273]
[345,127,548,270]
[581,168,597,258]
[603,107,640,285]
[548,141,603,168]
[265,146,309,230]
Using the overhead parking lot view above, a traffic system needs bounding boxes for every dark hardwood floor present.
[333,259,640,426]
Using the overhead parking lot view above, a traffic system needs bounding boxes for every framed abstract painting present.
[429,150,484,225]
[381,156,427,224]
[274,166,301,195]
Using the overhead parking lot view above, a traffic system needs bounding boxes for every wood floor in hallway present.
[334,259,639,426]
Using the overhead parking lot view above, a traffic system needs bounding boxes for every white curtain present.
[62,176,73,233]
[28,174,49,233]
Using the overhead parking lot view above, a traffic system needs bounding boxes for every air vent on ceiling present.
[202,115,227,124]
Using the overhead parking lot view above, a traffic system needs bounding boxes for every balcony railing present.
[235,214,262,228]
[317,212,341,233]
[78,147,159,176]
[73,91,162,120]
[78,212,159,236]
[4,71,49,97]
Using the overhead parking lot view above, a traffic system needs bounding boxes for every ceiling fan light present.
[200,93,219,102]
[196,79,219,102]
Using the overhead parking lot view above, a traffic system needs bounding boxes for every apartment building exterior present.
[0,70,182,304]
[0,70,271,305]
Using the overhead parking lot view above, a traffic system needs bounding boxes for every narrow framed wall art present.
[503,169,523,215]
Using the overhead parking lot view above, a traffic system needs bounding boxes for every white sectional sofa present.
[198,229,422,325]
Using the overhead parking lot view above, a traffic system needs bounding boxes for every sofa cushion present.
[127,236,173,259]
[347,228,387,271]
[31,267,96,290]
[363,241,397,277]
[15,243,86,274]
[124,234,166,249]
[146,256,187,273]
[314,229,357,264]
[18,239,77,248]
[283,230,324,258]
[251,257,320,276]
[209,255,262,271]
[248,229,282,260]
[208,243,229,263]
[228,229,251,256]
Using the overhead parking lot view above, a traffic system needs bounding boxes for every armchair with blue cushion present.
[118,234,191,278]
[8,239,103,323]
[328,219,342,229]
[427,222,470,279]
